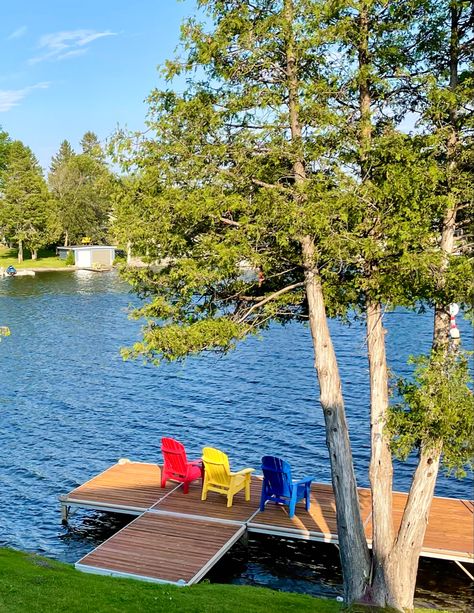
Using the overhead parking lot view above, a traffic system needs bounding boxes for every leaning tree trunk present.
[383,445,442,610]
[283,0,371,601]
[303,237,371,602]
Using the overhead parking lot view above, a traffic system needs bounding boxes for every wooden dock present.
[61,460,474,585]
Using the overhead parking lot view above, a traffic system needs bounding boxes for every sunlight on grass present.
[0,247,69,269]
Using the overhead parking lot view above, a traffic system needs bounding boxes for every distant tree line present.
[0,129,114,262]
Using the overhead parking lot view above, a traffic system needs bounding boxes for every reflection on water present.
[0,271,472,609]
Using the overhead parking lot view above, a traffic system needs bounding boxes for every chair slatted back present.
[202,447,231,487]
[161,437,188,478]
[261,455,293,499]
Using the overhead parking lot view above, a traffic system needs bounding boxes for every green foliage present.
[0,140,59,254]
[64,251,75,266]
[0,127,12,190]
[122,317,246,364]
[389,349,474,477]
[112,0,473,364]
[48,134,114,245]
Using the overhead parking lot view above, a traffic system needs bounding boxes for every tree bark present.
[384,446,442,610]
[283,0,371,601]
[64,231,69,248]
[303,237,371,602]
[32,249,38,260]
[356,5,396,603]
[433,2,460,348]
[17,239,23,263]
[366,302,394,603]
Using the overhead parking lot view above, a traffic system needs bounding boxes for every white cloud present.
[7,26,27,40]
[0,82,49,112]
[29,29,116,64]
[56,48,88,61]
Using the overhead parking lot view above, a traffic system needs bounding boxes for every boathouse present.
[57,245,116,268]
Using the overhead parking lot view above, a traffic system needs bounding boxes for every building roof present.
[57,245,117,251]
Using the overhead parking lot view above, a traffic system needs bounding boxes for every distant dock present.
[60,460,474,586]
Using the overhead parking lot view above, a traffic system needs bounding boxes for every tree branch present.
[237,281,305,323]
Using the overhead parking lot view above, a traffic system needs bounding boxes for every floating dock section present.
[61,460,474,585]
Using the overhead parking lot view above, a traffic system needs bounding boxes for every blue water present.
[0,271,472,607]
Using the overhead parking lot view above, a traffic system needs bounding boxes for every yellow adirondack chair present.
[201,447,255,507]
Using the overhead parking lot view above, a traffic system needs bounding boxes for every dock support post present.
[454,560,474,581]
[59,496,70,524]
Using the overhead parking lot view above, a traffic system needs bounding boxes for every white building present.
[56,245,116,268]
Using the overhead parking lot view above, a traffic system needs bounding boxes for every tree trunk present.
[127,240,132,265]
[284,0,371,601]
[358,1,372,175]
[17,239,23,263]
[386,446,442,610]
[366,302,394,604]
[303,236,371,602]
[433,3,460,348]
[64,231,69,248]
[32,249,38,260]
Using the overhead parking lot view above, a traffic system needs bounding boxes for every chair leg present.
[289,491,297,518]
[201,481,208,501]
[305,486,311,511]
[183,481,190,494]
[245,477,251,501]
[259,487,267,513]
[227,492,234,508]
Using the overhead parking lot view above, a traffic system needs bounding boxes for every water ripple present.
[0,271,472,608]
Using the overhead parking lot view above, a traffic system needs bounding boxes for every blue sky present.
[1,0,197,169]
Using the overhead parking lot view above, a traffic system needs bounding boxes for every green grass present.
[0,548,450,613]
[0,246,69,269]
[0,548,338,613]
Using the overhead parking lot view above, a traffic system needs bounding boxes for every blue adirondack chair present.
[260,456,315,518]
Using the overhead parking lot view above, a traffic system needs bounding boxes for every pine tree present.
[0,141,57,261]
[80,131,105,162]
[49,140,74,174]
[49,134,113,245]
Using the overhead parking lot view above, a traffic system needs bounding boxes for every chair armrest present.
[293,477,316,486]
[230,468,255,477]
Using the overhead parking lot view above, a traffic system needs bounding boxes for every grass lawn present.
[0,548,338,613]
[0,246,69,269]
[0,548,450,613]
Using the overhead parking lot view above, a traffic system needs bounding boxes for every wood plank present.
[67,462,473,575]
[63,462,176,512]
[77,513,243,584]
[151,476,262,523]
[250,485,473,560]
[248,484,340,538]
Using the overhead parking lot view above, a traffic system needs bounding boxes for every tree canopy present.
[112,1,473,610]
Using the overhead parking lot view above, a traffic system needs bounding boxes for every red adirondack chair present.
[160,437,203,493]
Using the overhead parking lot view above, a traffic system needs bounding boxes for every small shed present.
[57,246,116,268]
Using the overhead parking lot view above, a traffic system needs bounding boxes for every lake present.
[0,270,472,608]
